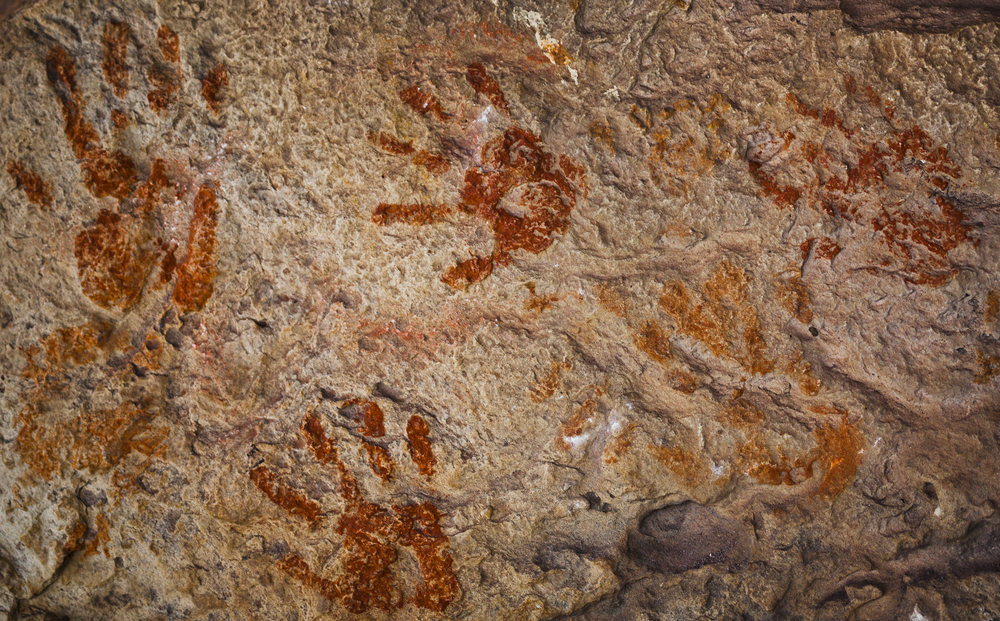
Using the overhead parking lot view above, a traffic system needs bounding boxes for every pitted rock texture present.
[1,0,1000,620]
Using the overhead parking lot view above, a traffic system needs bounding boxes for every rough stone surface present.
[1,0,1000,619]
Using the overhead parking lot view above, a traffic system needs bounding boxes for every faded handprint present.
[249,397,458,614]
[371,63,587,288]
[8,21,226,313]
[748,78,973,286]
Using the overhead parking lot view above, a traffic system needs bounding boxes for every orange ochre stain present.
[660,261,775,375]
[775,274,812,324]
[634,320,673,365]
[589,121,615,152]
[643,95,734,196]
[18,397,168,481]
[268,413,459,613]
[719,400,766,428]
[374,65,586,289]
[406,415,436,477]
[524,281,560,312]
[466,63,510,115]
[740,411,863,499]
[786,350,822,396]
[399,85,449,121]
[373,203,452,226]
[249,465,325,527]
[558,397,598,450]
[754,88,971,286]
[530,359,570,402]
[413,150,450,174]
[602,423,635,464]
[101,22,130,99]
[541,41,573,66]
[649,444,709,487]
[371,131,415,155]
[157,25,181,63]
[6,161,53,208]
[976,351,1000,385]
[84,512,112,558]
[48,46,137,199]
[74,210,152,310]
[173,185,219,313]
[111,109,129,130]
[596,283,628,317]
[201,63,228,114]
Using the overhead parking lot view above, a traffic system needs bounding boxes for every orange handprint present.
[372,63,587,288]
[9,21,224,314]
[249,398,458,614]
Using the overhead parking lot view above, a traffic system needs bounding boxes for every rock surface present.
[1,0,1000,619]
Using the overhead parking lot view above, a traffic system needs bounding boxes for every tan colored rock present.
[1,0,1000,619]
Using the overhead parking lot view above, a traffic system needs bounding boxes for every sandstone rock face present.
[1,0,999,619]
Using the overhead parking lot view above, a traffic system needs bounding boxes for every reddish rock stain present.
[413,150,450,174]
[373,203,452,226]
[342,398,386,437]
[157,25,181,63]
[201,63,228,115]
[524,281,560,312]
[442,255,494,289]
[284,413,458,613]
[775,274,812,324]
[173,185,219,313]
[399,85,449,121]
[466,63,510,115]
[755,88,971,286]
[801,236,841,261]
[371,131,415,155]
[650,444,709,486]
[456,127,582,281]
[6,161,53,208]
[362,441,395,482]
[660,261,775,375]
[74,209,152,309]
[101,22,130,99]
[406,415,436,477]
[47,46,137,199]
[249,465,324,527]
[111,109,129,130]
[375,65,586,288]
[147,63,180,114]
[976,351,1000,384]
[843,74,857,95]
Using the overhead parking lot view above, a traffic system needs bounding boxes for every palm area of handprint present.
[32,22,225,314]
[372,62,587,288]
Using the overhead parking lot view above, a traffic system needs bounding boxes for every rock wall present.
[1,0,1000,619]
